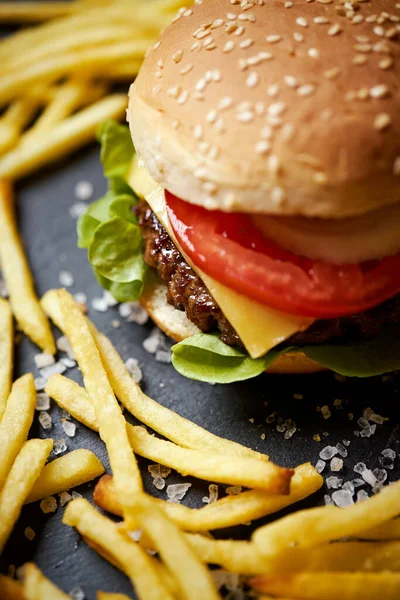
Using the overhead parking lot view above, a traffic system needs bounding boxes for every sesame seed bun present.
[129,0,400,218]
[140,278,326,375]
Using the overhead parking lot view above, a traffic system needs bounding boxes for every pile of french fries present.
[0,0,187,180]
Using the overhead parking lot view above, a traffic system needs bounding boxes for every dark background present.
[1,10,400,600]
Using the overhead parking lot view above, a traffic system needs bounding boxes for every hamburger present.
[79,0,400,383]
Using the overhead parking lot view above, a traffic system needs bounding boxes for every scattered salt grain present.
[74,180,93,201]
[59,492,72,507]
[326,476,342,489]
[354,462,366,475]
[226,486,242,495]
[69,586,85,600]
[119,302,149,325]
[59,271,74,288]
[102,290,118,308]
[62,421,76,438]
[315,459,326,473]
[69,202,88,219]
[39,362,67,381]
[56,335,74,359]
[330,457,343,472]
[166,483,191,503]
[34,377,46,391]
[60,357,77,369]
[71,491,82,500]
[212,570,240,592]
[363,407,387,425]
[336,442,348,458]
[373,468,388,484]
[357,489,369,502]
[324,494,334,506]
[353,478,365,487]
[34,353,55,370]
[24,527,35,541]
[36,393,50,411]
[362,469,377,488]
[342,481,355,494]
[203,483,219,504]
[91,297,108,312]
[379,450,395,470]
[319,446,338,460]
[155,349,172,364]
[382,448,396,459]
[127,530,142,542]
[148,464,161,478]
[0,279,8,298]
[53,439,67,455]
[153,476,166,490]
[321,405,331,419]
[74,292,87,305]
[39,411,52,430]
[125,358,143,383]
[360,424,376,438]
[40,496,57,514]
[332,489,354,508]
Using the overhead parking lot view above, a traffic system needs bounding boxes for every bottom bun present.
[140,278,326,375]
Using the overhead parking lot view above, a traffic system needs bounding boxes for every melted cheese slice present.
[129,165,314,359]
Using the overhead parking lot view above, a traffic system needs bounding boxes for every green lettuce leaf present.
[171,333,287,384]
[77,120,147,301]
[171,327,400,384]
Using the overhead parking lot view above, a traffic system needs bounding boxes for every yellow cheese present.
[129,166,314,359]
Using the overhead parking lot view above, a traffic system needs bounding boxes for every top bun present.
[128,0,400,218]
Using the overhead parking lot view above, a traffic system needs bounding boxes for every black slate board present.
[1,33,400,600]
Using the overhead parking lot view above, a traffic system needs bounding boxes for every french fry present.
[0,299,13,421]
[0,574,25,600]
[252,480,400,556]
[359,519,400,540]
[0,96,127,180]
[26,449,105,504]
[0,2,86,23]
[0,374,36,490]
[46,375,293,493]
[187,535,400,574]
[0,99,39,157]
[94,464,322,532]
[23,563,70,600]
[0,438,53,552]
[58,290,142,526]
[0,181,55,353]
[41,289,269,461]
[126,493,220,600]
[251,572,400,600]
[63,498,175,600]
[97,594,133,600]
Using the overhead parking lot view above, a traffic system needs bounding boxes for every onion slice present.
[253,201,400,265]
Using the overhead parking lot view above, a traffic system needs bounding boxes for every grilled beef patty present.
[136,201,400,348]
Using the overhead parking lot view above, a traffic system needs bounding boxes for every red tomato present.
[165,191,400,319]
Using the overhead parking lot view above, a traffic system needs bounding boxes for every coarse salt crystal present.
[59,271,74,288]
[74,180,93,201]
[143,328,165,354]
[319,446,338,460]
[354,462,366,475]
[74,292,87,305]
[40,362,67,380]
[127,530,142,542]
[56,335,74,359]
[40,496,57,514]
[24,527,35,541]
[166,483,192,503]
[34,353,55,370]
[336,443,348,457]
[326,476,342,489]
[34,377,46,391]
[357,489,369,502]
[60,357,76,369]
[332,489,354,508]
[226,485,242,495]
[324,494,334,506]
[125,358,143,383]
[321,405,331,419]
[155,349,172,364]
[36,393,50,411]
[38,411,52,430]
[91,297,108,313]
[330,457,343,472]
[315,459,326,473]
[69,586,85,600]
[71,491,82,500]
[53,439,67,455]
[342,481,355,494]
[203,483,219,504]
[69,202,88,219]
[153,476,166,490]
[103,291,118,308]
[62,421,76,438]
[362,469,377,487]
[59,491,72,507]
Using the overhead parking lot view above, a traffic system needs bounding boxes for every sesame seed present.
[293,32,304,42]
[224,40,236,52]
[268,154,280,175]
[172,50,183,63]
[206,109,218,123]
[353,44,372,53]
[353,54,368,65]
[261,125,273,139]
[266,34,282,43]
[152,85,161,95]
[167,85,180,98]
[236,110,254,122]
[393,157,400,176]
[219,96,233,110]
[195,78,206,91]
[370,84,390,98]
[297,84,315,96]
[374,26,385,36]
[324,66,341,79]
[271,186,286,206]
[183,8,193,16]
[215,118,225,133]
[314,16,330,24]
[193,124,203,140]
[284,1,293,7]
[240,38,254,49]
[314,172,328,184]
[328,23,342,35]
[177,90,189,104]
[255,140,271,155]
[297,17,309,28]
[157,59,165,69]
[308,48,320,58]
[255,101,265,115]
[211,18,224,29]
[374,113,391,130]
[180,63,194,75]
[235,25,245,35]
[379,57,393,69]
[268,102,286,117]
[284,75,298,88]
[267,83,280,97]
[225,22,238,34]
[246,71,259,87]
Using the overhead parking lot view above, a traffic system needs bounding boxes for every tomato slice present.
[165,191,400,319]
